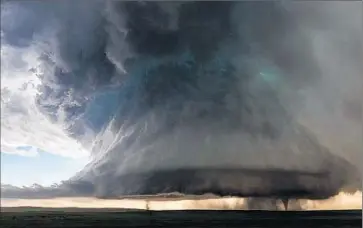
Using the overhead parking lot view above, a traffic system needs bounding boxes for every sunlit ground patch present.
[1,191,361,211]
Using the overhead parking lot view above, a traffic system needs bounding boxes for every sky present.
[1,150,87,187]
[0,28,89,187]
[0,2,92,186]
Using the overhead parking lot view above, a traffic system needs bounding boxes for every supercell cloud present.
[1,1,362,201]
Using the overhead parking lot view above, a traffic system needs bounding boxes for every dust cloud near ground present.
[1,191,361,211]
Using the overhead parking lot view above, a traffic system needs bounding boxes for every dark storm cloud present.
[1,1,361,203]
